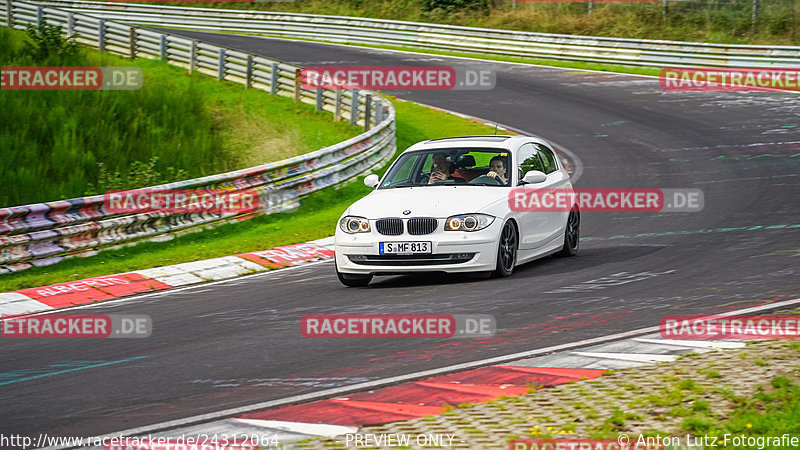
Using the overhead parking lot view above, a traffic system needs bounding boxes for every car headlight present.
[444,214,495,232]
[340,216,371,234]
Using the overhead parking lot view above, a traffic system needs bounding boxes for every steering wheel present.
[469,175,503,185]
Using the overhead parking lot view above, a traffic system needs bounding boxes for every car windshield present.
[378,148,512,189]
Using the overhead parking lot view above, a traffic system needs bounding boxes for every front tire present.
[493,221,518,277]
[557,208,580,257]
[336,261,373,287]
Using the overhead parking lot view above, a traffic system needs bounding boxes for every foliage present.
[20,22,80,64]
[0,27,356,207]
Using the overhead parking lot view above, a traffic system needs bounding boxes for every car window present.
[464,151,490,167]
[421,154,435,172]
[517,143,545,182]
[422,152,481,171]
[378,148,513,188]
[381,153,424,187]
[536,143,558,174]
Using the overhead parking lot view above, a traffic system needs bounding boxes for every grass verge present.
[0,25,358,206]
[0,97,501,291]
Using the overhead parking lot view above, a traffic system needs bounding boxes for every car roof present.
[403,135,534,154]
[427,135,513,143]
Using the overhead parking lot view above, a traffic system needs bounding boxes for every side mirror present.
[522,170,547,184]
[364,174,380,188]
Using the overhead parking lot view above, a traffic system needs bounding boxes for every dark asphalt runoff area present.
[1,32,798,439]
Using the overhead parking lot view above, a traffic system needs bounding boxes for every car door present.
[535,141,573,239]
[515,142,562,249]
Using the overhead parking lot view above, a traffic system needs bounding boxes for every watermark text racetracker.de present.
[300,66,495,91]
[104,188,260,215]
[509,188,703,212]
[302,314,495,338]
[1,67,143,90]
[0,433,280,449]
[0,314,151,338]
[661,314,800,339]
[659,67,800,92]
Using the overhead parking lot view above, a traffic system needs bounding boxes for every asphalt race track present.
[1,31,798,440]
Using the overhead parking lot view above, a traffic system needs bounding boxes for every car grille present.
[348,253,475,266]
[407,218,438,235]
[376,218,403,235]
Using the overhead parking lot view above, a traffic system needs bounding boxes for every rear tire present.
[557,208,580,257]
[492,221,518,278]
[336,261,373,287]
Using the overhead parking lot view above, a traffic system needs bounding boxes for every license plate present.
[380,241,431,255]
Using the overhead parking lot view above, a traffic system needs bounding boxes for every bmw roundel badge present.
[403,210,411,215]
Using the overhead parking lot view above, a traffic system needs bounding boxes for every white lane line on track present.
[232,419,359,437]
[633,337,745,349]
[0,292,54,314]
[571,352,677,363]
[43,296,800,450]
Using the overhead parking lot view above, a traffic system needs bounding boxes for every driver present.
[427,153,465,184]
[485,156,508,185]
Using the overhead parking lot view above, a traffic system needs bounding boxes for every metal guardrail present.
[0,0,396,274]
[11,0,800,68]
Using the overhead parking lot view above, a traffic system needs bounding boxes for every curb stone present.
[0,238,335,317]
[291,339,800,449]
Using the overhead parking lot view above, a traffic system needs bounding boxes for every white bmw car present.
[334,135,579,287]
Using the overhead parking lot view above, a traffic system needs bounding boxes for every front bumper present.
[335,219,501,275]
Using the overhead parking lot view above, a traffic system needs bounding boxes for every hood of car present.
[347,186,507,219]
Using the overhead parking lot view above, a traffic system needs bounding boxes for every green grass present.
[588,408,643,436]
[184,0,798,45]
[0,26,358,206]
[0,97,499,291]
[678,376,800,447]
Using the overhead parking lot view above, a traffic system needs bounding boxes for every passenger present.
[427,153,465,184]
[485,156,508,185]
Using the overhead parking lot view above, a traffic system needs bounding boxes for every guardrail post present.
[315,89,323,111]
[67,12,74,38]
[6,0,13,28]
[270,63,279,95]
[294,68,301,102]
[334,90,342,122]
[374,99,383,124]
[129,26,136,59]
[363,94,372,131]
[218,48,226,81]
[349,90,359,126]
[189,41,197,73]
[245,55,253,89]
[36,6,42,26]
[98,20,105,52]
[160,35,167,62]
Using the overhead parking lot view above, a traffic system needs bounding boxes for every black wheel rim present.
[566,210,580,251]
[500,223,516,271]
